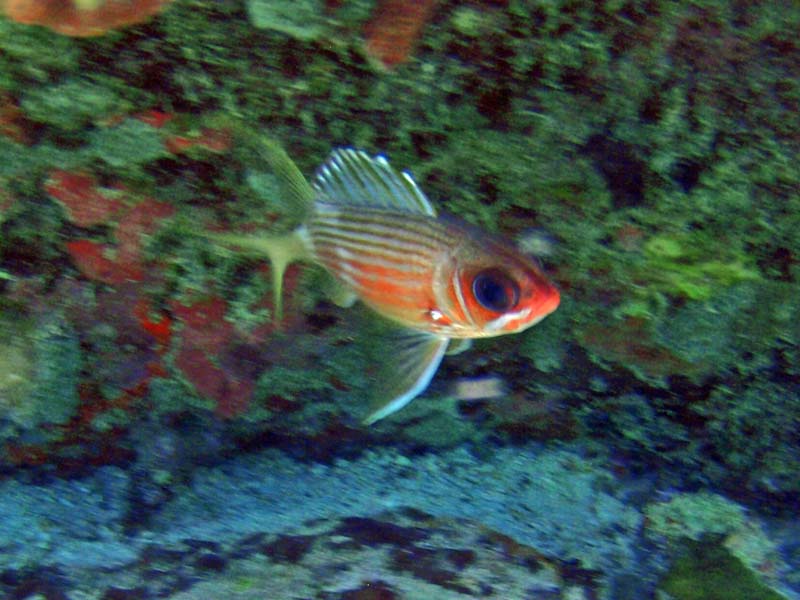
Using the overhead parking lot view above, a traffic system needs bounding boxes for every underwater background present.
[0,1,799,598]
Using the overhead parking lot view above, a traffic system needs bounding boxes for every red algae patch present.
[45,171,126,228]
[65,239,144,284]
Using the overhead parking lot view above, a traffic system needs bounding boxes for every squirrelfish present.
[207,141,560,424]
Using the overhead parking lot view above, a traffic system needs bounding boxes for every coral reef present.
[163,508,597,599]
[697,381,800,499]
[0,1,798,596]
[50,170,175,284]
[0,0,796,476]
[0,445,639,598]
[170,295,259,418]
[645,492,787,592]
[0,91,32,144]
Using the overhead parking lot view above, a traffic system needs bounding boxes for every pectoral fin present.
[319,270,358,308]
[362,331,449,425]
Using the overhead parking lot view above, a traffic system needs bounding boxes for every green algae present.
[660,539,785,600]
[518,313,567,374]
[0,309,80,430]
[0,20,79,83]
[400,407,479,447]
[0,313,36,424]
[246,0,331,41]
[639,232,760,302]
[87,118,167,170]
[646,493,755,543]
[21,78,124,133]
[697,381,800,497]
[149,376,215,416]
[255,365,332,404]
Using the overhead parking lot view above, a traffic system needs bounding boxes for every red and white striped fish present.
[208,142,560,424]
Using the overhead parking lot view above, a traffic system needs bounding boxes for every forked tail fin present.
[258,139,316,211]
[201,229,312,324]
[191,135,317,325]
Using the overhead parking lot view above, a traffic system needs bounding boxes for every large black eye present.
[471,268,519,312]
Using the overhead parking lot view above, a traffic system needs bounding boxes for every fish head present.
[434,227,561,337]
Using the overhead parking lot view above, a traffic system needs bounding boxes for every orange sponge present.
[2,0,172,37]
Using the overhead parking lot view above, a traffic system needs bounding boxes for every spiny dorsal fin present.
[313,149,436,216]
[362,331,449,425]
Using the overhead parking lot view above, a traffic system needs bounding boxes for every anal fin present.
[362,331,449,425]
[445,338,472,356]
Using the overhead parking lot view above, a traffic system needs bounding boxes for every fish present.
[203,140,560,424]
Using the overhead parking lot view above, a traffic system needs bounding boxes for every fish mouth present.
[527,312,550,327]
[486,307,532,333]
[509,287,560,330]
[537,287,561,317]
[483,287,560,334]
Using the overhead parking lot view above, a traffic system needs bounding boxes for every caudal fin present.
[255,138,317,221]
[196,136,317,324]
[202,230,311,324]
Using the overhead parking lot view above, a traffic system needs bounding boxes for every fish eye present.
[471,268,519,312]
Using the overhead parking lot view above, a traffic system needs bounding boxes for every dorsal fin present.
[313,149,436,216]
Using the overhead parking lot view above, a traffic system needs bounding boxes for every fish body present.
[207,143,560,424]
[309,204,559,338]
